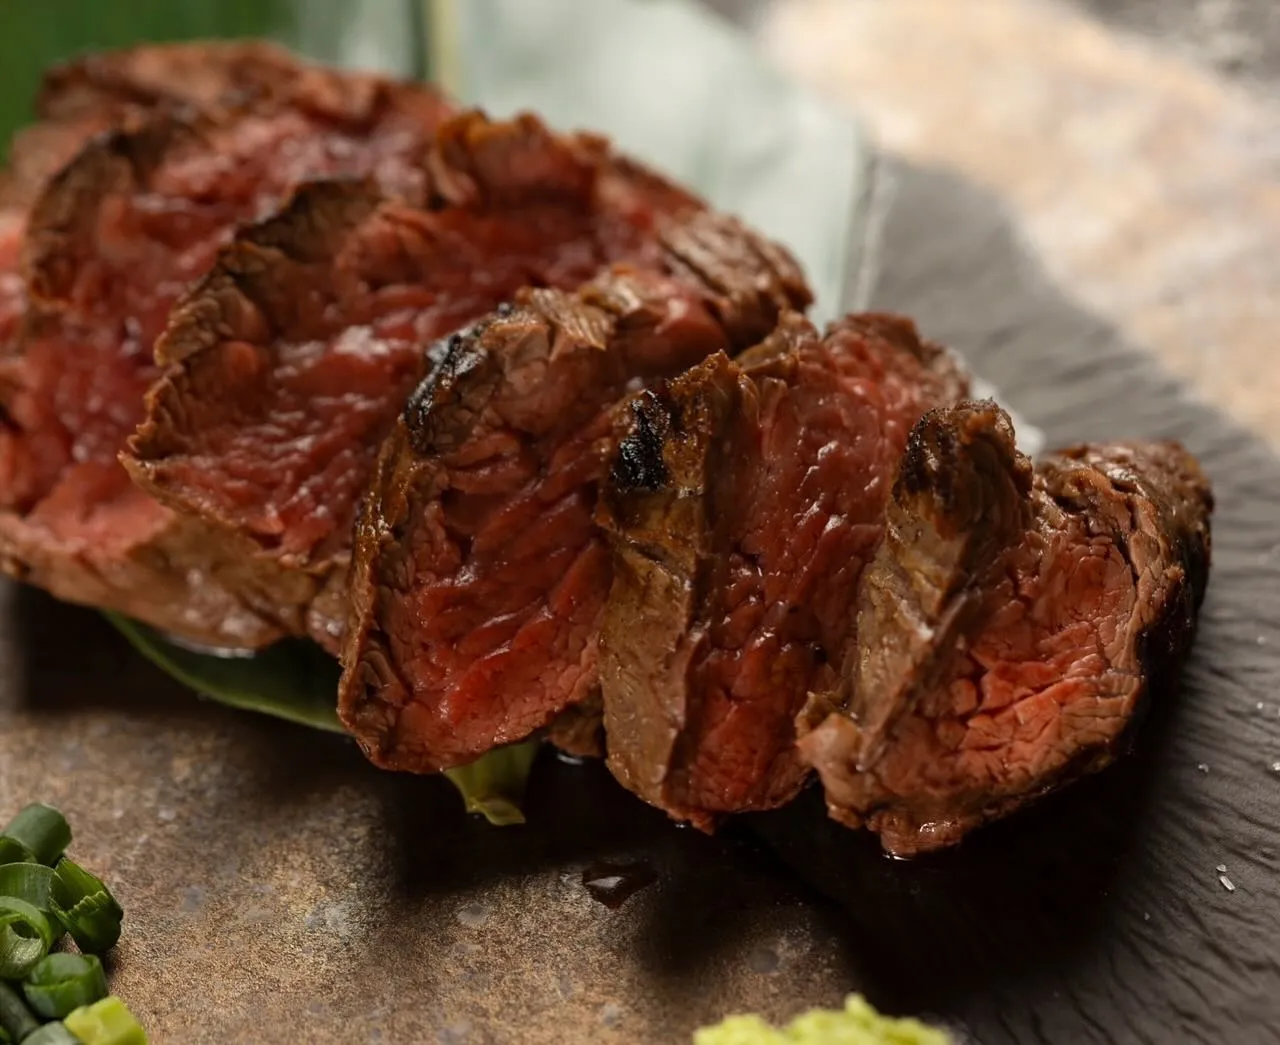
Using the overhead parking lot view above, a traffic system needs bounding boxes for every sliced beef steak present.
[0,45,345,586]
[0,75,451,648]
[36,41,348,122]
[0,213,25,350]
[8,41,317,212]
[126,113,748,651]
[339,246,808,774]
[1,41,325,350]
[599,314,969,826]
[798,401,1213,856]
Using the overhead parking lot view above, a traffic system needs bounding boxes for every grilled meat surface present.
[598,314,969,826]
[339,230,809,773]
[0,48,451,647]
[0,45,1216,853]
[798,401,1213,855]
[125,111,717,651]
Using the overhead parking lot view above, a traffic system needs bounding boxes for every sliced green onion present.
[50,860,122,954]
[22,1024,81,1045]
[0,862,56,915]
[1,806,71,868]
[63,997,148,1045]
[0,838,35,867]
[0,897,56,979]
[24,953,108,1020]
[0,982,40,1043]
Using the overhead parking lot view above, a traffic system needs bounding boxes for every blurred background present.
[755,0,1279,452]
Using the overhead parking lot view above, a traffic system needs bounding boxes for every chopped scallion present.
[22,1023,81,1044]
[63,997,148,1045]
[0,897,56,980]
[24,953,109,1020]
[0,840,34,868]
[49,860,122,955]
[0,806,71,868]
[0,863,56,917]
[0,981,40,1043]
[0,804,140,1040]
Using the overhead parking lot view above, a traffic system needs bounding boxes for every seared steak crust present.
[37,41,359,122]
[126,112,726,651]
[599,314,969,827]
[0,47,384,641]
[799,401,1214,855]
[2,42,325,352]
[339,235,808,773]
[5,42,327,216]
[0,71,451,648]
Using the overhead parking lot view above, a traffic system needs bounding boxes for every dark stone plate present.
[2,159,1276,1044]
[754,161,1280,1045]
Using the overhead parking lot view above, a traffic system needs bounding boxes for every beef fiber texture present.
[598,313,968,826]
[125,111,724,651]
[339,233,808,773]
[798,400,1213,855]
[0,44,451,648]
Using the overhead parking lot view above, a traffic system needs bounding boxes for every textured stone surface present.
[4,4,1280,1042]
[0,591,863,1044]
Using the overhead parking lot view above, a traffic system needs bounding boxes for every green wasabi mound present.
[694,995,950,1045]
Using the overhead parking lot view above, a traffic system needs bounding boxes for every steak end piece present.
[36,40,445,129]
[3,42,359,352]
[339,242,806,774]
[4,42,334,216]
[798,401,1214,856]
[36,41,303,120]
[598,314,970,828]
[0,66,451,649]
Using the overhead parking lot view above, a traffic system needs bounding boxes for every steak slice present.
[5,42,378,251]
[7,42,316,212]
[0,75,451,648]
[1,41,329,349]
[36,41,344,122]
[125,112,729,652]
[338,242,809,774]
[598,314,969,827]
[798,401,1214,856]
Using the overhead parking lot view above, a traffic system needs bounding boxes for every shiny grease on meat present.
[799,401,1213,855]
[3,43,330,362]
[0,44,1218,857]
[598,314,970,827]
[126,111,713,652]
[339,234,810,774]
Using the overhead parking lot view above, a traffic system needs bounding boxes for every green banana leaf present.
[104,613,345,733]
[3,0,878,819]
[430,0,878,320]
[107,614,539,825]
